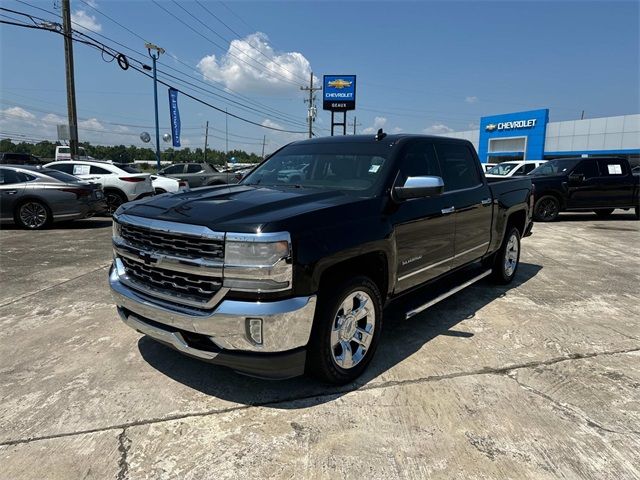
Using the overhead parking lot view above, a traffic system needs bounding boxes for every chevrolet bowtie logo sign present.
[485,124,497,132]
[327,79,352,89]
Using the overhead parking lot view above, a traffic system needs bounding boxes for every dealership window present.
[488,137,526,153]
[435,143,481,191]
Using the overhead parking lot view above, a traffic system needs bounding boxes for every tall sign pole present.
[61,0,79,159]
[300,72,321,138]
[322,75,357,136]
[146,42,164,172]
[203,120,209,163]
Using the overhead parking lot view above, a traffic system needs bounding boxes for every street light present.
[145,42,165,172]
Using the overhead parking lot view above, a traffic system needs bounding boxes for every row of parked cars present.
[0,156,247,229]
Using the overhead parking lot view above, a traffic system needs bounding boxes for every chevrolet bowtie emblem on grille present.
[327,79,352,89]
[138,251,158,265]
[485,123,497,132]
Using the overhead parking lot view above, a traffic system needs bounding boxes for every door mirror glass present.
[394,176,444,200]
[568,173,584,183]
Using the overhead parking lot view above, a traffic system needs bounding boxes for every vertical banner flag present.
[168,88,181,148]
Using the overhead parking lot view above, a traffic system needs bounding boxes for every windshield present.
[486,162,519,176]
[530,158,581,176]
[58,147,70,154]
[42,170,83,183]
[241,143,392,195]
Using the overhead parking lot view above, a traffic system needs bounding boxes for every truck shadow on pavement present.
[138,262,542,408]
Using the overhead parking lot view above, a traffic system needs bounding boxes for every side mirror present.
[568,173,584,183]
[394,176,444,200]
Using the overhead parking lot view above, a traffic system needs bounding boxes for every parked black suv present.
[0,152,45,165]
[109,134,534,383]
[530,157,640,221]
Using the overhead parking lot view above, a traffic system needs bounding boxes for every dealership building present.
[438,109,640,167]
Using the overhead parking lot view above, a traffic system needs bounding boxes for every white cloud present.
[79,118,105,131]
[71,10,102,32]
[2,107,36,121]
[85,0,99,7]
[42,113,66,125]
[465,96,478,103]
[361,116,387,134]
[197,32,313,94]
[391,127,403,134]
[423,123,454,135]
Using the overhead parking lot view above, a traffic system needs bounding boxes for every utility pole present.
[348,116,362,135]
[580,110,585,120]
[300,71,321,138]
[261,135,266,159]
[225,109,229,170]
[146,42,164,172]
[203,120,209,163]
[61,0,79,159]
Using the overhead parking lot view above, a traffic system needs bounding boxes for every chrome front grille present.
[120,222,224,261]
[121,256,222,303]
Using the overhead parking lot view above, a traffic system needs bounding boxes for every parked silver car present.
[158,162,242,187]
[0,165,106,229]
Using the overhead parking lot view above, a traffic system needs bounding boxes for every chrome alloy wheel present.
[504,233,519,277]
[19,202,48,229]
[330,291,375,369]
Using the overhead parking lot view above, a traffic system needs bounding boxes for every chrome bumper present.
[110,263,317,353]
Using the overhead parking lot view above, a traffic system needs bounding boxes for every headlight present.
[112,219,122,239]
[223,232,292,292]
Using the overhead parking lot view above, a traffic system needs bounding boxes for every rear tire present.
[533,195,560,222]
[15,200,51,230]
[104,190,127,216]
[307,276,383,385]
[594,208,614,218]
[491,227,521,284]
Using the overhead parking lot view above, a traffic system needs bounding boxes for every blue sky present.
[1,0,638,154]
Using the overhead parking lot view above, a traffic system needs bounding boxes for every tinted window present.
[90,165,112,174]
[42,170,82,183]
[435,143,481,191]
[523,163,537,174]
[163,164,183,174]
[115,164,141,173]
[597,158,627,176]
[0,168,23,185]
[2,153,29,164]
[398,141,441,181]
[48,163,74,174]
[530,159,581,176]
[572,159,599,178]
[187,164,204,173]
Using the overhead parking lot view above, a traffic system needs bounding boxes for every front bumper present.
[109,263,316,378]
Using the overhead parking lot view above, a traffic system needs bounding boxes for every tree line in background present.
[0,139,264,165]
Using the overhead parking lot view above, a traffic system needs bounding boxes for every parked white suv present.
[114,163,187,194]
[485,160,547,178]
[45,160,154,214]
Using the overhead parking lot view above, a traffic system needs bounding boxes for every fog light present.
[246,318,263,345]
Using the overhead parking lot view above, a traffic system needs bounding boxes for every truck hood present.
[118,184,370,232]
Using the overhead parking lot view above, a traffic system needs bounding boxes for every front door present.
[0,168,26,221]
[566,158,601,208]
[434,142,492,269]
[393,140,455,293]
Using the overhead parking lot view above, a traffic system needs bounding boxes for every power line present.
[14,0,309,128]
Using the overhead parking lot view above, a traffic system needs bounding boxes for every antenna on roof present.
[375,128,387,141]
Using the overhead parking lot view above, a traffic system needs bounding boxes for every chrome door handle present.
[481,198,492,206]
[441,206,455,215]
[4,190,18,195]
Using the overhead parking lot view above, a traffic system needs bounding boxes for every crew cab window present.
[0,168,23,185]
[572,159,599,178]
[398,142,440,181]
[90,165,112,175]
[597,159,627,176]
[187,164,204,173]
[435,143,481,191]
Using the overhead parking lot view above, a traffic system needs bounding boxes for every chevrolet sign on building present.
[486,119,538,131]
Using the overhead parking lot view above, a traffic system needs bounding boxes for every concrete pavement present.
[0,211,639,479]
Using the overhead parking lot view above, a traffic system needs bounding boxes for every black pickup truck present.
[110,133,533,384]
[529,157,640,221]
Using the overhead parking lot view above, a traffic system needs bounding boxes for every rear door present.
[595,158,635,207]
[435,141,493,269]
[182,164,207,187]
[393,140,455,292]
[0,168,26,220]
[566,158,601,208]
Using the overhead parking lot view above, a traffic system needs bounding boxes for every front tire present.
[491,227,521,284]
[533,195,560,222]
[16,200,51,230]
[307,276,383,385]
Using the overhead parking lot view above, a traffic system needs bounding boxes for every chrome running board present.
[405,269,492,319]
